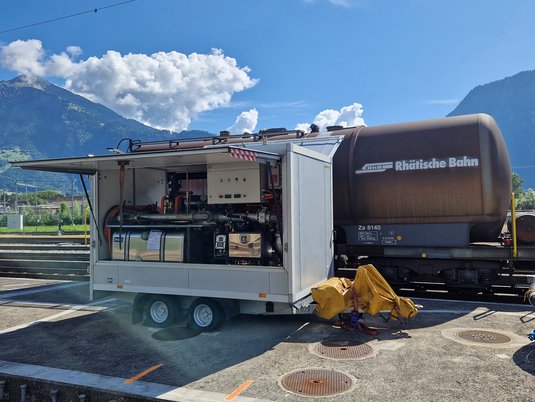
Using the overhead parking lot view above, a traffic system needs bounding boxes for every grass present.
[0,224,87,234]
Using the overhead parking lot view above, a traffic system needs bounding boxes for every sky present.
[1,0,535,135]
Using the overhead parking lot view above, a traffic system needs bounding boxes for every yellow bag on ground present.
[354,264,418,320]
[311,277,353,319]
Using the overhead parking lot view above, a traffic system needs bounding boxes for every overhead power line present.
[0,0,136,34]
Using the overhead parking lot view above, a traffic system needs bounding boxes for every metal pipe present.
[512,192,518,258]
[136,211,213,223]
[133,211,278,225]
[50,389,58,402]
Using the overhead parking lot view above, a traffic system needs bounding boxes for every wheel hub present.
[150,301,169,324]
[193,304,213,327]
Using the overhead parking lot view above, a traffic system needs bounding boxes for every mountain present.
[0,75,212,192]
[448,70,535,188]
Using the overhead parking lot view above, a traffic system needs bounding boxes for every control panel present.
[207,163,261,204]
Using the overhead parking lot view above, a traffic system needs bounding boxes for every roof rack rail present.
[125,128,306,153]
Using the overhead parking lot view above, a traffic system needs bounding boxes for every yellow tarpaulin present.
[311,277,353,320]
[311,264,418,320]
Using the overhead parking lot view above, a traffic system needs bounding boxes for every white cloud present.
[227,108,258,134]
[0,39,46,76]
[66,46,82,57]
[295,102,365,132]
[0,40,257,132]
[295,122,311,132]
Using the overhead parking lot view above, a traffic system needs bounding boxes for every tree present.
[58,201,71,224]
[518,189,535,210]
[512,172,525,196]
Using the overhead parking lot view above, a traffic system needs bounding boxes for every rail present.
[0,235,89,281]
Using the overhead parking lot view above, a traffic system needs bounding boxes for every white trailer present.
[13,132,342,331]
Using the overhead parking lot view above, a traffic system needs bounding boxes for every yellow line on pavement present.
[225,380,254,400]
[124,364,163,384]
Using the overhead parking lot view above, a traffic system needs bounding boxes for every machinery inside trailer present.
[101,158,284,267]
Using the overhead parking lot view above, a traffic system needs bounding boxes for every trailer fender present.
[132,294,150,324]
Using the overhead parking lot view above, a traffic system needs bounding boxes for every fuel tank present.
[332,114,511,242]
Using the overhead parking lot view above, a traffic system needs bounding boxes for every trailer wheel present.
[144,296,176,328]
[188,298,224,332]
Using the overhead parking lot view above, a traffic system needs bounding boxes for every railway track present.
[394,282,530,304]
[0,235,89,281]
[2,234,533,304]
[338,266,535,305]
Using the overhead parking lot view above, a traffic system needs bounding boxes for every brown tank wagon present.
[332,114,512,247]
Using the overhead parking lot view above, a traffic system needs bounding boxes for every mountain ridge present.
[0,75,213,191]
[448,69,535,187]
[2,71,535,192]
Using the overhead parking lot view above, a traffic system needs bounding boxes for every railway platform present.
[0,277,534,401]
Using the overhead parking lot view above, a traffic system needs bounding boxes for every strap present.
[118,162,126,249]
[79,174,102,245]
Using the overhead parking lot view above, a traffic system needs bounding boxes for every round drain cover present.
[456,330,512,344]
[280,368,352,397]
[314,339,373,360]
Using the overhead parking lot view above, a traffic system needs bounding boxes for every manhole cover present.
[313,339,373,360]
[456,330,512,344]
[280,368,352,397]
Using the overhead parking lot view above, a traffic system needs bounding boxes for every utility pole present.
[71,178,76,225]
[16,183,37,215]
[15,171,18,213]
[81,180,85,225]
[34,180,37,215]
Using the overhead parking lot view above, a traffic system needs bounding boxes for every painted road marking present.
[0,360,270,402]
[0,281,86,299]
[0,297,118,335]
[124,364,163,384]
[225,380,254,401]
[0,299,112,310]
[418,308,534,317]
[1,283,36,288]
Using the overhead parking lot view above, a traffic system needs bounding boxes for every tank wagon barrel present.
[331,113,512,247]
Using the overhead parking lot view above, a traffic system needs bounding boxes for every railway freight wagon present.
[330,113,523,289]
[12,113,530,330]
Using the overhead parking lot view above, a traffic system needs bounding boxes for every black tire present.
[144,295,177,328]
[187,298,224,332]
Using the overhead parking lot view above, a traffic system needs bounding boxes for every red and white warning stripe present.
[230,148,257,162]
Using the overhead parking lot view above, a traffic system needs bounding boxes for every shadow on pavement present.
[513,341,535,375]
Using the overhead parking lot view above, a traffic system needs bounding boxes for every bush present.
[11,201,86,227]
[517,189,535,210]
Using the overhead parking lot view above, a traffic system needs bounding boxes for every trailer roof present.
[10,146,280,175]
